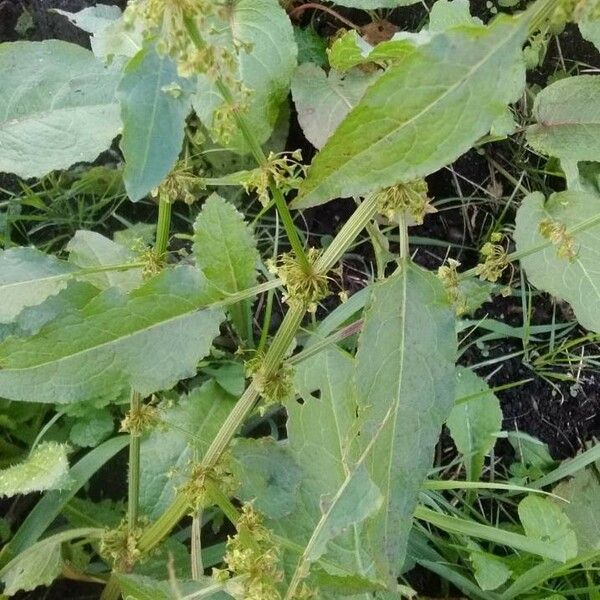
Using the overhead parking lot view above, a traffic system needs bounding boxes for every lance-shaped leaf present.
[291,63,379,149]
[0,442,69,498]
[193,194,259,340]
[293,10,533,208]
[67,230,142,291]
[0,247,75,324]
[447,367,502,481]
[514,190,600,333]
[355,261,456,580]
[0,41,121,179]
[119,44,193,201]
[275,349,384,596]
[139,380,235,519]
[192,0,297,153]
[527,75,600,163]
[0,266,224,404]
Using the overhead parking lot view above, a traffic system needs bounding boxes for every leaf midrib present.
[3,303,218,372]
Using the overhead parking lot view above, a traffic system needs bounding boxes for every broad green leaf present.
[276,349,383,595]
[468,543,511,590]
[428,0,482,31]
[231,437,302,519]
[527,75,600,162]
[447,367,502,481]
[518,496,577,562]
[0,281,100,343]
[580,19,600,52]
[68,408,114,447]
[116,573,234,600]
[119,44,193,201]
[0,41,121,178]
[192,0,297,152]
[139,380,235,518]
[553,469,600,552]
[0,528,101,596]
[291,63,379,149]
[514,190,600,332]
[0,442,69,498]
[193,193,259,339]
[0,266,224,404]
[67,230,142,291]
[294,11,532,208]
[294,26,328,67]
[355,261,456,580]
[53,5,143,61]
[0,247,75,324]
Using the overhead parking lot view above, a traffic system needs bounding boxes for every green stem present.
[182,16,309,271]
[398,212,409,260]
[127,391,142,531]
[191,510,203,580]
[99,576,121,600]
[136,194,378,555]
[155,198,172,259]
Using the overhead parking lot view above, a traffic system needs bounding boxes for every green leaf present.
[231,437,302,519]
[553,469,600,552]
[0,40,122,179]
[447,367,502,481]
[68,408,114,447]
[518,496,578,562]
[67,230,142,291]
[527,75,600,162]
[119,44,193,201]
[139,380,235,518]
[0,528,101,597]
[0,442,69,498]
[53,5,142,61]
[294,26,328,67]
[514,190,600,332]
[294,11,532,208]
[276,349,382,592]
[2,436,129,563]
[468,545,512,591]
[355,261,456,580]
[193,193,259,339]
[291,63,379,149]
[116,573,234,600]
[192,0,297,152]
[580,19,600,53]
[0,247,75,324]
[0,266,224,404]
[428,0,482,31]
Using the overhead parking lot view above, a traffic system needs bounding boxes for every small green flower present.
[475,232,510,283]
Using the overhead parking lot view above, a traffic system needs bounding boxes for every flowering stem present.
[182,16,309,271]
[127,391,142,532]
[155,198,172,259]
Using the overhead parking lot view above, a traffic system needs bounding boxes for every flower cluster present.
[539,218,577,261]
[214,504,284,600]
[437,258,469,315]
[100,520,143,572]
[180,456,237,513]
[267,247,330,313]
[373,179,436,224]
[475,232,510,283]
[241,151,306,206]
[153,160,206,205]
[245,353,294,407]
[119,402,161,436]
